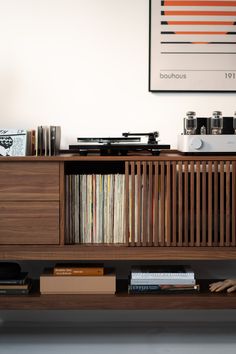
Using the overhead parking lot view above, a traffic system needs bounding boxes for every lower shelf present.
[0,280,236,310]
[1,245,236,260]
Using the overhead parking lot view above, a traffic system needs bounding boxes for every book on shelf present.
[40,268,116,294]
[130,264,196,286]
[131,265,195,279]
[0,288,30,295]
[53,263,104,276]
[130,278,196,285]
[26,129,36,155]
[0,283,30,290]
[0,129,27,156]
[0,279,32,295]
[0,272,29,285]
[36,125,61,156]
[128,284,200,294]
[49,126,61,156]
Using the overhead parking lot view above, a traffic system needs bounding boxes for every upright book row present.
[65,174,126,244]
[0,127,61,156]
[36,126,61,156]
[65,172,165,245]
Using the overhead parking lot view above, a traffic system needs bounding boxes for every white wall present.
[0,0,235,149]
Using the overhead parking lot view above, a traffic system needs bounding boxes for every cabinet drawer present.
[0,201,59,244]
[0,162,59,201]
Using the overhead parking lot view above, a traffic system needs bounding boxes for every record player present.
[67,132,170,156]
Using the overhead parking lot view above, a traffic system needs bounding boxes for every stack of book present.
[0,272,31,295]
[128,265,199,294]
[40,263,116,294]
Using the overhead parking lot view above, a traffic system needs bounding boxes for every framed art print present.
[149,0,236,91]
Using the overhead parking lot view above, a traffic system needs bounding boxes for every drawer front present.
[0,202,59,244]
[0,162,59,201]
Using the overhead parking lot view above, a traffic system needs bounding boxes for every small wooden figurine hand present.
[209,279,236,293]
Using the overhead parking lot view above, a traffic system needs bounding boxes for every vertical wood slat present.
[184,161,189,247]
[172,161,177,247]
[178,161,183,247]
[148,162,153,246]
[190,161,195,247]
[214,161,219,246]
[220,161,225,247]
[166,161,171,246]
[153,162,159,246]
[201,161,207,247]
[125,158,235,248]
[130,162,135,246]
[225,161,230,247]
[69,175,72,244]
[196,161,201,247]
[125,162,130,246]
[208,161,213,246]
[142,162,147,246]
[59,162,65,245]
[136,162,141,247]
[160,161,165,246]
[64,174,69,244]
[232,161,236,246]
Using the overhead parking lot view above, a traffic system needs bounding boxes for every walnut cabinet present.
[0,153,236,309]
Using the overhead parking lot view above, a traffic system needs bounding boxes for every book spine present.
[0,289,29,295]
[128,285,161,294]
[159,284,200,291]
[128,284,200,294]
[53,268,104,276]
[31,129,36,155]
[0,279,27,285]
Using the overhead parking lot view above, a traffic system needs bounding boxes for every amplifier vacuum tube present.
[211,111,223,135]
[185,111,197,135]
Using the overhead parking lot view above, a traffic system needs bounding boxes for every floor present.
[0,320,236,354]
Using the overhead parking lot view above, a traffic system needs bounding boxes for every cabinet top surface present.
[1,151,236,161]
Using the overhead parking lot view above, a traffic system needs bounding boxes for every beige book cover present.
[40,268,116,294]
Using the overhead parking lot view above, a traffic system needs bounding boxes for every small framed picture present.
[149,0,236,92]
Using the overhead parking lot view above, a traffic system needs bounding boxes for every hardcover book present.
[130,278,196,285]
[0,272,29,285]
[0,279,32,295]
[40,268,116,294]
[36,125,61,156]
[128,284,200,294]
[49,126,61,156]
[53,263,104,276]
[0,288,30,295]
[131,265,195,279]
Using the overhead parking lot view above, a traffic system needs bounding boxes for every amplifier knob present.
[190,138,203,150]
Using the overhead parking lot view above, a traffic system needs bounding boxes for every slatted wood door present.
[125,160,236,247]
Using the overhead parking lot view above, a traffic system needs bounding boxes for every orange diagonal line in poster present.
[163,1,236,6]
[163,10,236,15]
